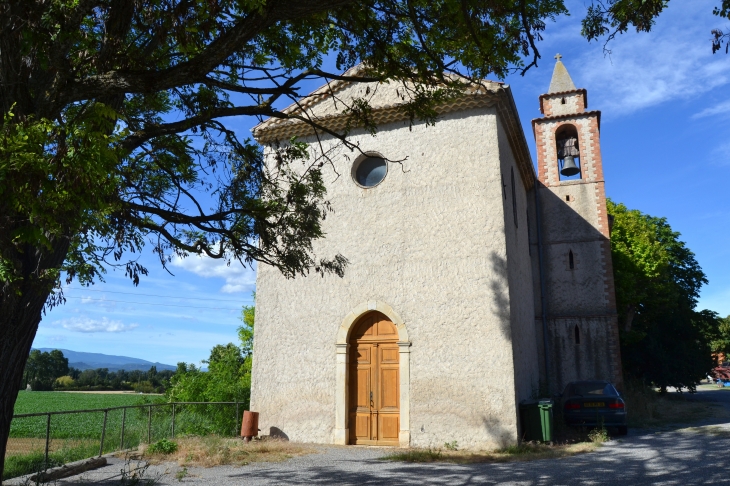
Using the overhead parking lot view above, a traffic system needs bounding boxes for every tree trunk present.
[0,241,69,483]
[0,306,47,483]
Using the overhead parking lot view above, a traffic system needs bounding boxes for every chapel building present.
[250,57,623,449]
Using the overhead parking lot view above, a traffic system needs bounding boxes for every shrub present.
[147,438,178,455]
[54,375,75,388]
[588,427,609,443]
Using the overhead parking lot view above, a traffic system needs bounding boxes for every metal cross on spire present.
[555,53,563,62]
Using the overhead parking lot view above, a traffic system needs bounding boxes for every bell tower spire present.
[548,53,577,93]
[531,55,623,392]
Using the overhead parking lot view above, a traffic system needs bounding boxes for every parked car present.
[716,379,730,388]
[559,380,627,435]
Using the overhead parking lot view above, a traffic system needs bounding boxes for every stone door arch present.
[334,301,410,446]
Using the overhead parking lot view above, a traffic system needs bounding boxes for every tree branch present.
[63,0,359,103]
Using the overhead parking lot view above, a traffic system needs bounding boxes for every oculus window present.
[353,156,387,188]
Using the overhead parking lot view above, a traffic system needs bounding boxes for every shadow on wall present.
[537,181,617,393]
[269,427,290,441]
[489,251,512,342]
[480,414,515,449]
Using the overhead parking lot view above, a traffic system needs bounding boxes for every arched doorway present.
[348,311,400,445]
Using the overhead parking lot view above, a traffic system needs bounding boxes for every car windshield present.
[566,383,617,397]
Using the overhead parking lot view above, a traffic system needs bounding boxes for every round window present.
[353,156,387,188]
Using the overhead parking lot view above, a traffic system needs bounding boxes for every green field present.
[13,391,146,415]
[9,391,237,441]
[5,392,239,481]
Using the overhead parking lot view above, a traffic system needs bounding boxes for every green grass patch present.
[2,443,99,481]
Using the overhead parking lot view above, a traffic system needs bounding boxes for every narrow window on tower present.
[526,211,531,255]
[574,325,580,345]
[569,250,574,270]
[511,168,518,228]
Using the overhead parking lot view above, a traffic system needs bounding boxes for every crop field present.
[13,391,146,415]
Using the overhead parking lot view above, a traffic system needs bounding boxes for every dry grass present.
[382,442,598,464]
[5,437,96,455]
[623,382,726,428]
[134,436,314,467]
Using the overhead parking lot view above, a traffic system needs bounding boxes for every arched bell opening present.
[555,124,582,181]
[569,250,575,270]
[574,325,581,345]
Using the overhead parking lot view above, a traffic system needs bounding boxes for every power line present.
[64,296,241,311]
[64,288,249,303]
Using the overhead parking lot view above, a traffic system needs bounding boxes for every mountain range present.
[36,348,177,372]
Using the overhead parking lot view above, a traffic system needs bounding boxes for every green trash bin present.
[519,399,553,442]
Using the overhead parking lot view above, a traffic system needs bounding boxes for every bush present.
[54,375,75,388]
[147,438,178,454]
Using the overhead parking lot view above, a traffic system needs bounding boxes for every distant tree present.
[238,294,256,360]
[68,367,81,380]
[54,375,75,388]
[168,344,249,405]
[607,200,717,392]
[710,315,730,360]
[22,349,68,391]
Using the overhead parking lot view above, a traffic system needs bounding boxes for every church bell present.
[560,155,580,176]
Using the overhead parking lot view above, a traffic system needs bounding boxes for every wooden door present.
[348,312,399,445]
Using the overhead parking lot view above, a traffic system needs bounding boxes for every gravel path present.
[10,386,730,486]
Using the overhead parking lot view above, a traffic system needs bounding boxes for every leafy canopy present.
[1,0,575,300]
[607,200,717,391]
[2,0,726,300]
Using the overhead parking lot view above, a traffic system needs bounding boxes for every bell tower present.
[532,55,623,392]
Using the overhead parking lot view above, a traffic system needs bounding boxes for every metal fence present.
[4,402,241,480]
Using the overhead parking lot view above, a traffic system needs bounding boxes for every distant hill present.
[35,348,177,372]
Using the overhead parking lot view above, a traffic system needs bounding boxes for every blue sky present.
[33,0,730,366]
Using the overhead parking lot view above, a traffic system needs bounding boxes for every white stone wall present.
[251,107,530,449]
[497,120,541,407]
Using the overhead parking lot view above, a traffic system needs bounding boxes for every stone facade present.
[250,60,623,449]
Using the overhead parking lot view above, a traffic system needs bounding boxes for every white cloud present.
[171,254,256,293]
[60,317,139,333]
[556,0,730,118]
[692,99,730,119]
[710,140,730,166]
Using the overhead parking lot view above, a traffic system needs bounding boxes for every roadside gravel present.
[9,386,730,485]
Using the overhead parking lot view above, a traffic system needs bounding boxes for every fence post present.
[147,405,152,444]
[235,402,239,437]
[44,413,51,468]
[120,407,127,450]
[171,404,176,439]
[99,410,108,457]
